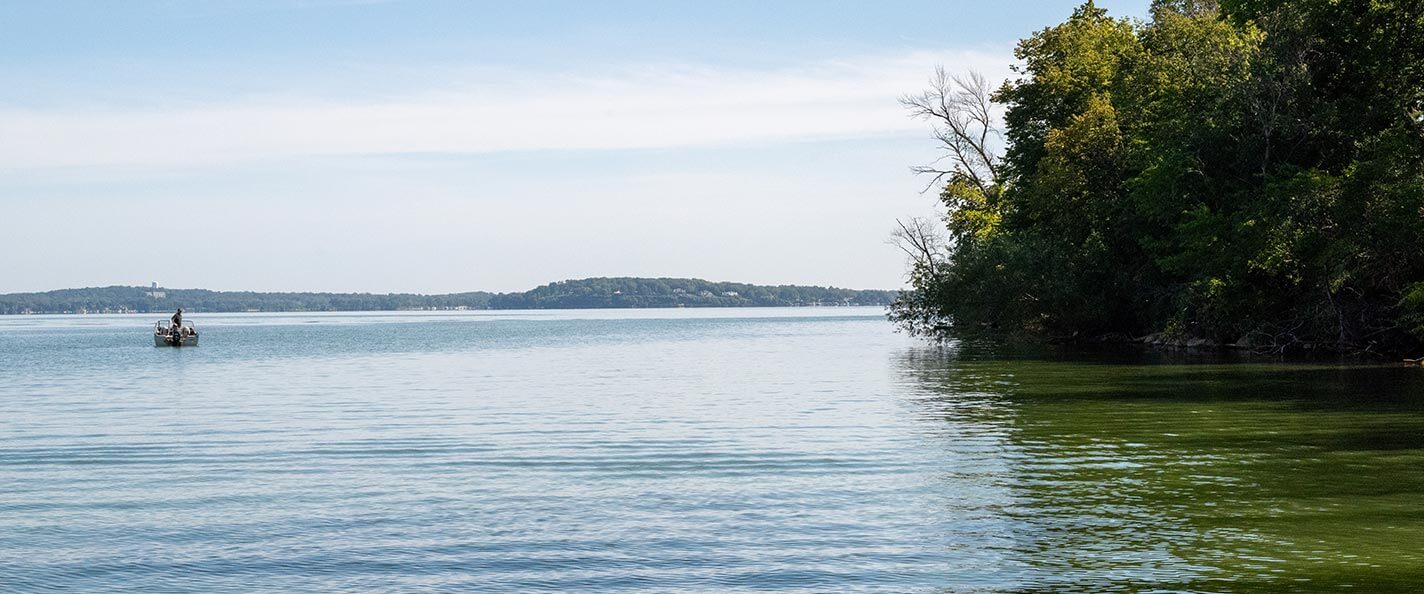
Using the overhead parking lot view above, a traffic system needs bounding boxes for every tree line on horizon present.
[892,0,1424,356]
[0,278,894,314]
[488,277,893,309]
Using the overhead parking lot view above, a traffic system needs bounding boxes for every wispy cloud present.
[0,49,1011,170]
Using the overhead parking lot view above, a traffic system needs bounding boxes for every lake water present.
[1,308,1421,592]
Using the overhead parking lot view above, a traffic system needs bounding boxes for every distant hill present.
[489,277,894,309]
[0,278,894,314]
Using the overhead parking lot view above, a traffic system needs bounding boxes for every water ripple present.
[2,312,1422,592]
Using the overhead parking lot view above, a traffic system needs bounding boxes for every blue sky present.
[0,1,1150,293]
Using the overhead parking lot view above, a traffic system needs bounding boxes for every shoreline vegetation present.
[891,1,1424,359]
[0,277,895,315]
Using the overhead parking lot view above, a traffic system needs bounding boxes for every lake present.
[1,308,1421,592]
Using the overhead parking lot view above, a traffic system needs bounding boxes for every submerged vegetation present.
[0,278,892,314]
[893,0,1424,357]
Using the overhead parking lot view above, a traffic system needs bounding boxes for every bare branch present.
[889,217,949,279]
[901,67,1004,199]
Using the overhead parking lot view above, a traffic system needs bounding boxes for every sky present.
[0,0,1151,294]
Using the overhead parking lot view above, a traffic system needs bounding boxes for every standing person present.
[171,308,183,329]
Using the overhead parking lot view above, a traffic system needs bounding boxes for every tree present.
[894,1,1424,357]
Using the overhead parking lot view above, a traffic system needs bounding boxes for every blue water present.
[2,308,1422,592]
[0,309,962,592]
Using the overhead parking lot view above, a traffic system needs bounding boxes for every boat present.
[154,320,199,347]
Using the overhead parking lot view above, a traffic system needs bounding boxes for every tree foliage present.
[895,0,1424,356]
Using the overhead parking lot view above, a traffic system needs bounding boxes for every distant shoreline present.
[1,303,888,316]
[4,304,887,316]
[0,277,898,315]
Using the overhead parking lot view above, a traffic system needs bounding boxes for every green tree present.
[895,0,1424,356]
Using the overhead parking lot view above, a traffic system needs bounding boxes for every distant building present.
[146,282,166,299]
[722,291,739,297]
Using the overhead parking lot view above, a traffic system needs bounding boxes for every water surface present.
[1,309,1421,592]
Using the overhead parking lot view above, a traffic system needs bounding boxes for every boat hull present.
[154,334,199,347]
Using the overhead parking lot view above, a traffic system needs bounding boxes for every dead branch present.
[889,217,948,279]
[901,68,1003,200]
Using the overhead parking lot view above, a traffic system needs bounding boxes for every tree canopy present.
[893,0,1424,356]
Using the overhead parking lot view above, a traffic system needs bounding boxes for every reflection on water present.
[0,310,1421,592]
[895,344,1424,592]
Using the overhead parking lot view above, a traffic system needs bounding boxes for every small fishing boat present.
[154,320,199,347]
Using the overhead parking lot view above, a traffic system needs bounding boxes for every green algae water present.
[1,309,1421,592]
[897,347,1424,592]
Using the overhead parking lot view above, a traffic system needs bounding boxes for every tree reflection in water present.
[894,342,1424,592]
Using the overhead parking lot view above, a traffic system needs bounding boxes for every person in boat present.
[168,308,184,339]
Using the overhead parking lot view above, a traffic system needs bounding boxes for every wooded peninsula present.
[0,278,894,314]
[891,0,1424,357]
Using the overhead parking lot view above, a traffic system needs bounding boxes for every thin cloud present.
[0,49,1012,170]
